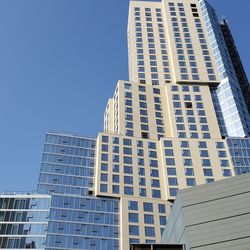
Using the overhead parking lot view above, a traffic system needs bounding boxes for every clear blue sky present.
[0,0,249,192]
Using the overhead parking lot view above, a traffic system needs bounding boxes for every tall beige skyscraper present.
[1,0,250,249]
[93,0,250,248]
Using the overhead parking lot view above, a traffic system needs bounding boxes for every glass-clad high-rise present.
[38,132,119,250]
[0,194,51,249]
[1,0,250,249]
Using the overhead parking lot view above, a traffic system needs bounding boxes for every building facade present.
[37,132,119,250]
[0,194,51,249]
[1,0,250,249]
[161,173,250,249]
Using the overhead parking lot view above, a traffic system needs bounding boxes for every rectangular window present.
[145,227,155,237]
[129,213,139,223]
[168,177,178,186]
[204,169,213,176]
[186,178,196,186]
[128,201,138,210]
[144,214,154,224]
[129,225,139,236]
[143,202,153,212]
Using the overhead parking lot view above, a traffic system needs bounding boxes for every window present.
[166,158,175,166]
[149,151,157,158]
[113,164,119,173]
[139,85,146,92]
[205,178,214,183]
[172,94,180,100]
[193,86,200,92]
[188,116,195,123]
[126,122,133,129]
[186,178,196,186]
[202,159,211,167]
[164,140,173,147]
[203,169,213,176]
[123,138,132,146]
[182,150,191,157]
[142,132,149,139]
[140,102,147,109]
[139,94,146,101]
[123,147,132,155]
[168,177,178,186]
[151,169,159,177]
[124,176,133,185]
[102,136,109,143]
[129,213,139,223]
[137,140,143,147]
[101,154,108,161]
[135,157,143,166]
[153,88,160,94]
[180,141,189,148]
[218,151,227,158]
[185,102,193,108]
[178,132,186,138]
[216,142,225,149]
[140,188,147,197]
[124,156,132,164]
[112,137,119,145]
[200,150,209,157]
[152,190,161,198]
[139,177,146,186]
[150,160,158,168]
[171,86,179,91]
[112,175,119,183]
[160,216,167,225]
[113,146,119,153]
[138,168,145,176]
[140,117,148,123]
[173,102,181,108]
[223,169,232,177]
[112,185,119,194]
[198,110,206,116]
[169,188,178,196]
[100,184,107,192]
[183,158,192,166]
[220,160,229,167]
[124,186,134,195]
[145,227,155,237]
[176,116,184,123]
[144,214,154,224]
[185,168,194,176]
[101,163,108,171]
[143,202,153,212]
[158,204,166,213]
[182,85,189,91]
[167,168,176,175]
[129,225,139,236]
[124,166,133,174]
[199,141,207,148]
[102,144,108,152]
[128,201,138,210]
[177,124,185,130]
[165,149,174,156]
[101,173,108,182]
[137,149,144,156]
[199,117,207,123]
[151,179,160,188]
[140,109,148,116]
